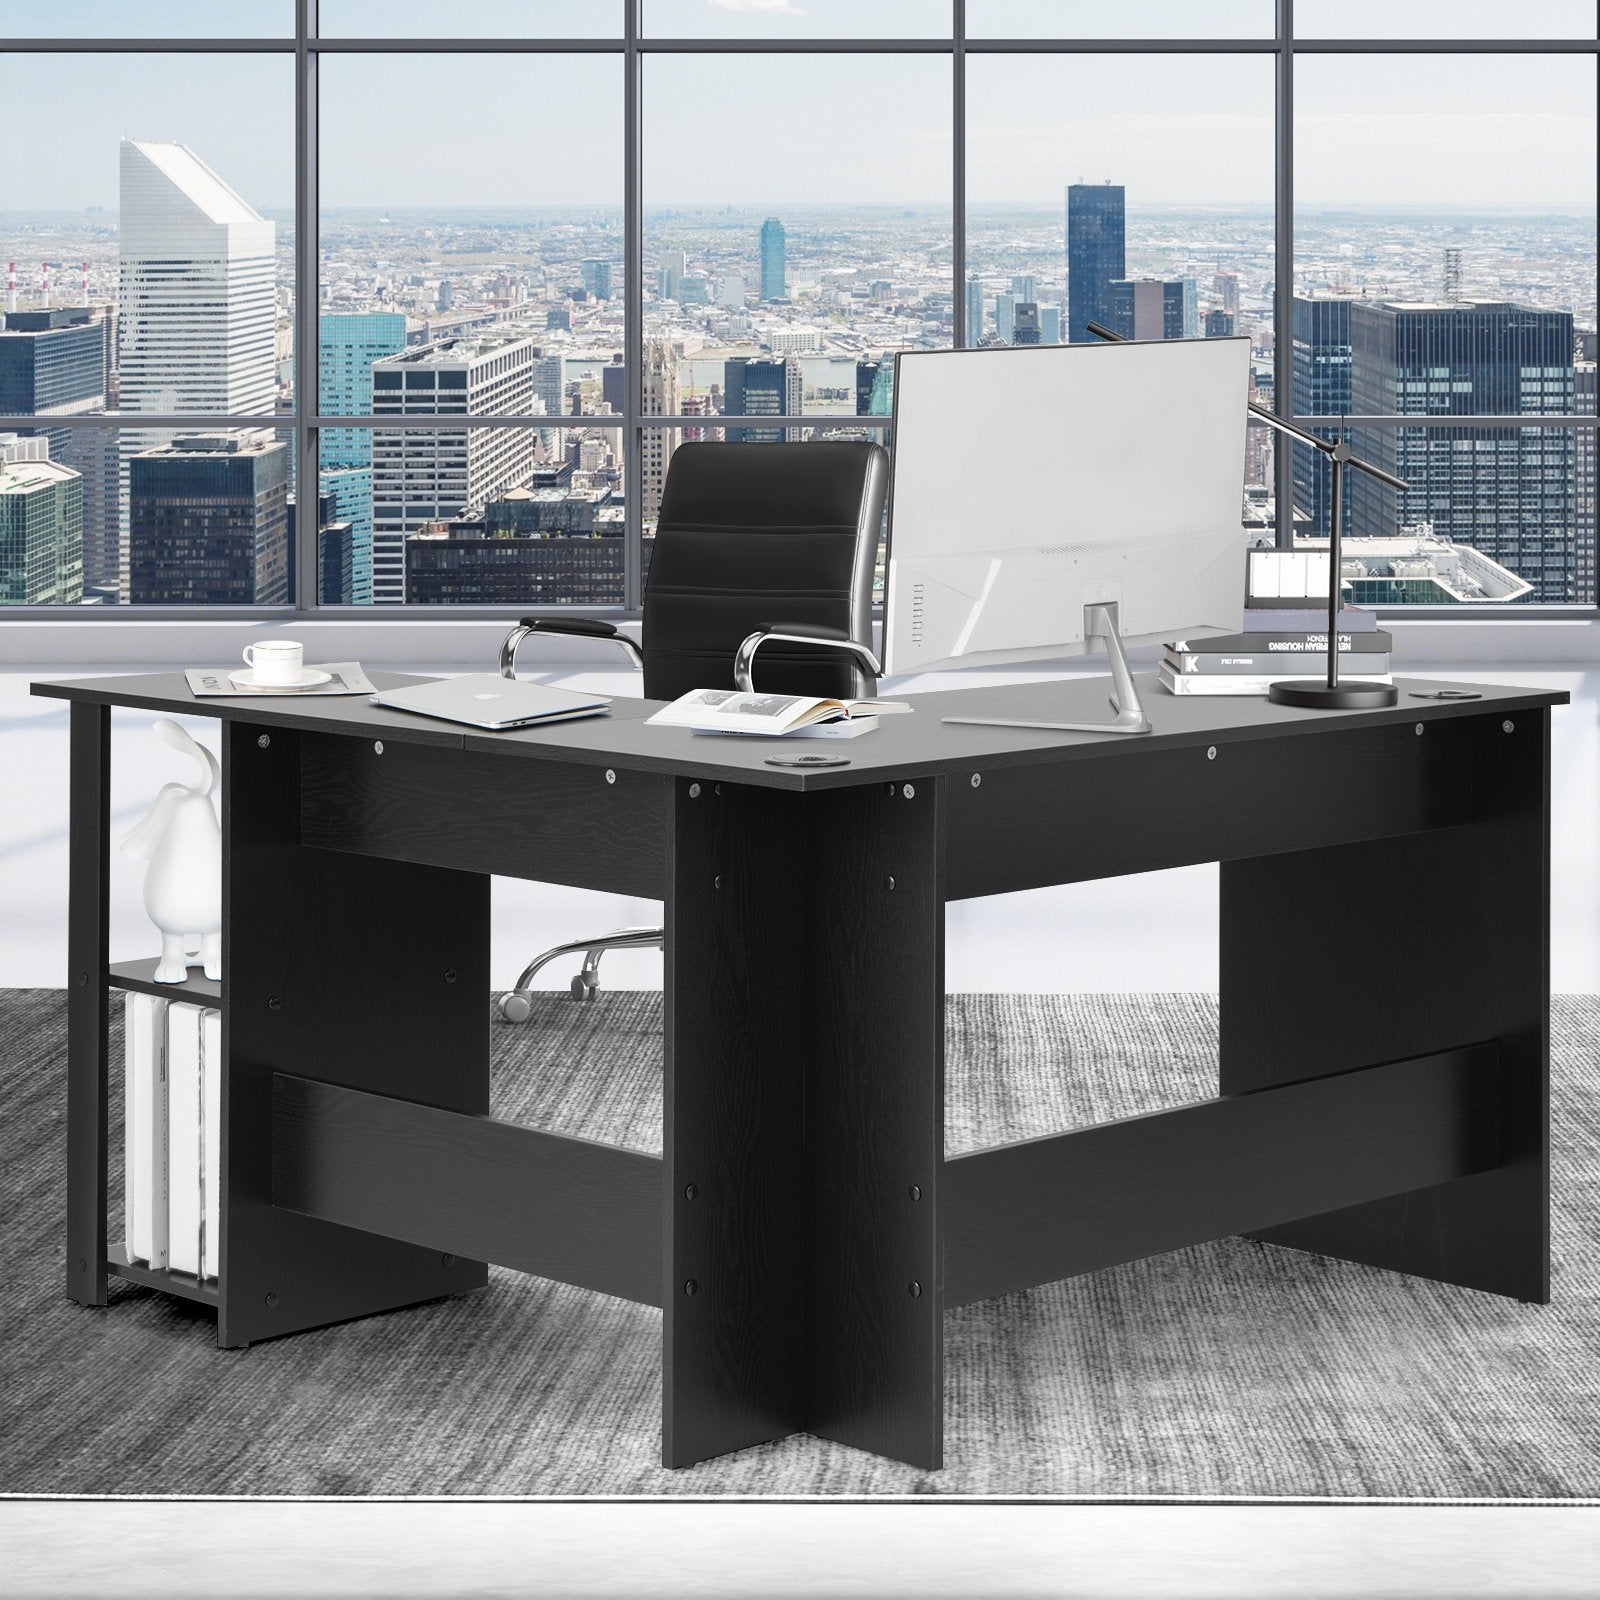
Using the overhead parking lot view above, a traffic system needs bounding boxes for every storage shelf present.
[107,1244,219,1306]
[108,958,221,1005]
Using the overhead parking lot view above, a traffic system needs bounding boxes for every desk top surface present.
[33,669,1569,791]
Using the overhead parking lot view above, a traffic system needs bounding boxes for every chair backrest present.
[641,440,888,702]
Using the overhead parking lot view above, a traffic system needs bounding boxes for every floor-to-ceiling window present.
[0,1,1594,615]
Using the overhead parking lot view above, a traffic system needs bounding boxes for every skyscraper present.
[1066,183,1125,343]
[640,338,680,522]
[995,293,1016,344]
[580,259,613,300]
[964,275,984,345]
[759,218,787,303]
[127,429,287,605]
[657,251,686,303]
[318,312,407,604]
[369,329,541,602]
[1040,306,1062,345]
[118,140,275,600]
[1576,356,1596,604]
[1290,296,1353,539]
[855,359,894,416]
[1344,299,1581,602]
[0,308,107,592]
[1104,278,1196,341]
[0,433,83,605]
[1012,303,1042,345]
[723,357,801,442]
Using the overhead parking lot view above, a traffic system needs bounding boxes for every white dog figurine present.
[121,719,222,982]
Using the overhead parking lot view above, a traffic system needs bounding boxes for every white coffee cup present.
[242,640,305,686]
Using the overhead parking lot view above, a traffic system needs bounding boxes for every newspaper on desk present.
[184,661,377,698]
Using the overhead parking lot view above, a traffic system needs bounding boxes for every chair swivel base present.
[1268,679,1399,710]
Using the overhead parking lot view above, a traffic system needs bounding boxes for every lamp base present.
[1268,679,1399,710]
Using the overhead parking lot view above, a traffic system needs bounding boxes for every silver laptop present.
[372,674,612,731]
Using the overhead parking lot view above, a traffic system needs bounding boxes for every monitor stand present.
[941,602,1153,736]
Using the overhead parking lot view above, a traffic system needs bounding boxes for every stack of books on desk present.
[123,992,221,1281]
[1160,607,1393,697]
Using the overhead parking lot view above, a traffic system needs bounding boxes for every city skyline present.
[2,113,1595,610]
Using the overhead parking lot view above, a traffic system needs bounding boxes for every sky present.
[0,3,1595,212]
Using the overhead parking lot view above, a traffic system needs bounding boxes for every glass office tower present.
[1291,295,1354,540]
[1344,300,1582,603]
[723,356,801,442]
[318,312,407,603]
[369,330,541,603]
[1066,182,1125,344]
[759,218,787,303]
[0,308,108,589]
[0,433,84,605]
[127,430,288,605]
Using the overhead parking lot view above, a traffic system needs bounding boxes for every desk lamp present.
[1086,322,1410,711]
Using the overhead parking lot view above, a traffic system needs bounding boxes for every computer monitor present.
[882,336,1251,733]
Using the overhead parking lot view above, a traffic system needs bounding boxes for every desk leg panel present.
[67,701,111,1307]
[662,779,810,1467]
[1219,710,1550,1302]
[219,723,490,1348]
[803,779,944,1471]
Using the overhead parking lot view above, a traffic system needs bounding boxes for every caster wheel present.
[499,992,532,1024]
[571,975,600,1002]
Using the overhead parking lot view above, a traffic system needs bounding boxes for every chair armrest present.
[733,623,881,696]
[500,617,645,678]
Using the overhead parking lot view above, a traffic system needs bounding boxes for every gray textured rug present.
[3,990,1597,1499]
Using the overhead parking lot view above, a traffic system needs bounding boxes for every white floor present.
[4,664,1596,994]
[4,1502,1600,1599]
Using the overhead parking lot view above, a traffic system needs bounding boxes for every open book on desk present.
[647,688,912,739]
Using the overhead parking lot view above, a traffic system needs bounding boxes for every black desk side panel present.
[1220,708,1551,1301]
[803,778,945,1471]
[219,721,490,1347]
[662,777,810,1467]
[299,734,667,899]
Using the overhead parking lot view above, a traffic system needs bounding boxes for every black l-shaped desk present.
[35,668,1566,1471]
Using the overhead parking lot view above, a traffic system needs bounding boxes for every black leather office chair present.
[497,439,888,1020]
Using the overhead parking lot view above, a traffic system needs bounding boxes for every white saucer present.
[230,666,333,693]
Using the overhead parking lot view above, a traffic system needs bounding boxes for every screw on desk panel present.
[374,741,384,755]
[441,1254,455,1267]
[902,783,916,799]
[715,784,724,796]
[77,972,88,986]
[885,876,896,891]
[443,969,458,984]
[265,1292,279,1308]
[908,1185,922,1201]
[257,734,270,749]
[683,1279,699,1297]
[909,1281,923,1298]
[78,1258,86,1273]
[267,996,281,1012]
[688,782,701,798]
[684,1183,698,1201]
[713,875,722,891]
[1206,746,1217,761]
[1503,720,1515,734]
[605,769,616,785]
[1415,724,1424,736]
[970,773,981,788]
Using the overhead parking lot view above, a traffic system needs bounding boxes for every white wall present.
[4,653,1595,993]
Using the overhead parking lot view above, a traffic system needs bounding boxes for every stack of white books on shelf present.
[123,992,221,1280]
